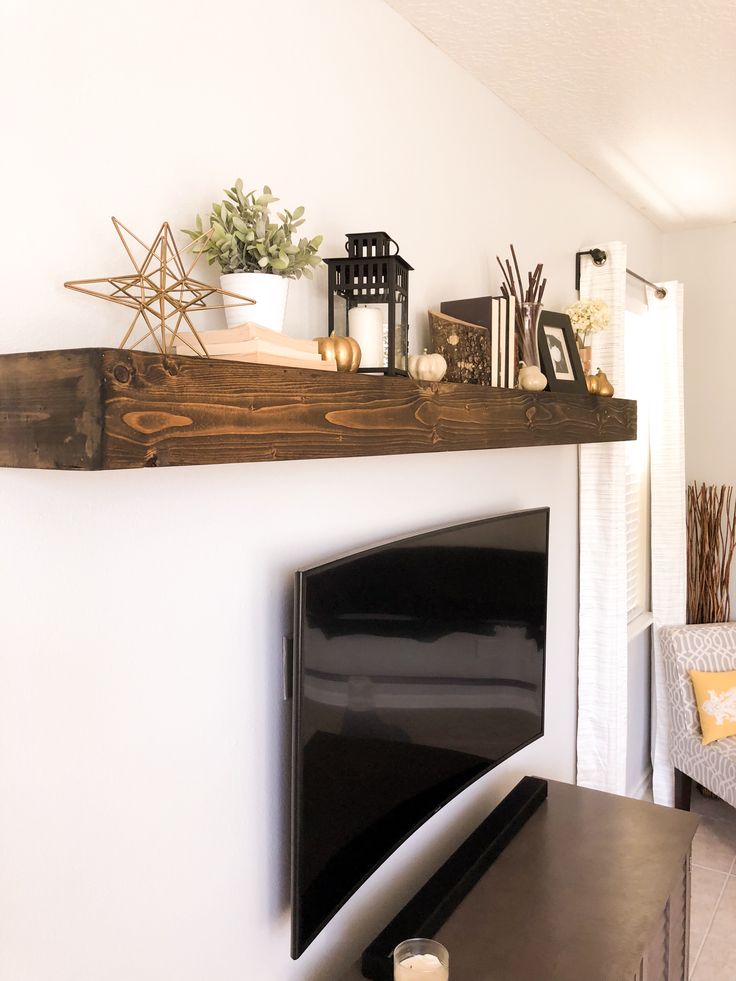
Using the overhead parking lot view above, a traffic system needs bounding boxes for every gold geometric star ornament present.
[64,217,254,357]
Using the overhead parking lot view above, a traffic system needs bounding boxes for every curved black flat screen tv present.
[290,508,549,958]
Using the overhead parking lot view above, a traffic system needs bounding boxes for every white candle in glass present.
[348,305,383,368]
[394,953,449,980]
[394,940,449,981]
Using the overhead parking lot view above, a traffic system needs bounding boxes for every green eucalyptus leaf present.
[183,177,323,277]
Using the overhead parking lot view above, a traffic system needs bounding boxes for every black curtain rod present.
[575,248,667,299]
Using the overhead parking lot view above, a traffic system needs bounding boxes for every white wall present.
[626,627,652,798]
[662,224,736,486]
[662,224,736,606]
[0,2,662,979]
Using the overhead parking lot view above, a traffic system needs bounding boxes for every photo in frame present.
[537,311,588,394]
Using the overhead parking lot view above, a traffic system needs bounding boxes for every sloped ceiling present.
[386,0,736,230]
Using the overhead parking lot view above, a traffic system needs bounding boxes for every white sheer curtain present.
[576,244,686,801]
[648,282,687,806]
[577,242,629,795]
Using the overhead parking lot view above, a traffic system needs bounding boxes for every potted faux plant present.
[565,298,610,375]
[184,178,324,331]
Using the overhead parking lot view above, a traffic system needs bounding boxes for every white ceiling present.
[386,0,736,230]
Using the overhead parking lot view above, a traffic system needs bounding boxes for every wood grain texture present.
[0,348,636,471]
[0,349,103,470]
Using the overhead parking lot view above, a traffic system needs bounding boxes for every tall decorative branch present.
[496,244,546,347]
[496,245,547,372]
[687,483,736,624]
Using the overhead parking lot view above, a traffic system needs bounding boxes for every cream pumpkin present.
[408,350,447,382]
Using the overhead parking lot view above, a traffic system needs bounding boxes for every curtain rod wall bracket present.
[575,248,667,299]
[575,248,607,291]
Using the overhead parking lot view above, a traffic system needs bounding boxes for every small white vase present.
[220,272,290,332]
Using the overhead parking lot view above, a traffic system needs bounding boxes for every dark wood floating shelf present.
[0,348,636,471]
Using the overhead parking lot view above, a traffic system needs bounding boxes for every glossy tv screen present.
[290,508,549,958]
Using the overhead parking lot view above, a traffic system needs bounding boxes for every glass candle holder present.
[393,938,449,980]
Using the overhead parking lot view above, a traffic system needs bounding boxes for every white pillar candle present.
[348,305,383,368]
[394,953,449,980]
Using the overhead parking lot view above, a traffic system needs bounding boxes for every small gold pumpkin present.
[586,372,599,395]
[314,333,361,372]
[596,369,614,397]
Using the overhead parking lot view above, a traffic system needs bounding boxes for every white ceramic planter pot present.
[220,272,290,332]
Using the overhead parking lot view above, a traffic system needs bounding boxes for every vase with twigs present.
[687,483,736,624]
[496,245,547,390]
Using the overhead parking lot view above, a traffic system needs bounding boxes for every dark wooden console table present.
[344,780,699,981]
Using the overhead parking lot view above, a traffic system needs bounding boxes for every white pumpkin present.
[408,349,447,382]
[518,362,547,392]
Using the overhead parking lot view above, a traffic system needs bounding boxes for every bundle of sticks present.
[687,482,736,624]
[496,244,547,337]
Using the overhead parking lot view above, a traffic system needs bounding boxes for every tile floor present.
[689,791,736,979]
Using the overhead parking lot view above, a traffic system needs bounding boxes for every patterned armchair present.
[660,623,736,810]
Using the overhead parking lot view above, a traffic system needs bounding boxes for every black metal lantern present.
[326,232,412,375]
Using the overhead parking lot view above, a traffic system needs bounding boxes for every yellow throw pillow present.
[690,669,736,745]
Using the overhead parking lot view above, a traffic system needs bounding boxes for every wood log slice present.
[428,310,491,385]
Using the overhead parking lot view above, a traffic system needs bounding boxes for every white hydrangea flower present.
[565,298,610,346]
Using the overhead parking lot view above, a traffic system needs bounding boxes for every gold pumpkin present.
[585,368,613,398]
[314,333,361,372]
[595,369,614,397]
[586,369,614,397]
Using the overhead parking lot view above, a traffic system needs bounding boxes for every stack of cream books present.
[173,322,337,371]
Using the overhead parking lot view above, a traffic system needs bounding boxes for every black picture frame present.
[537,311,588,394]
